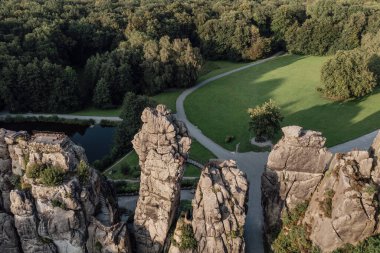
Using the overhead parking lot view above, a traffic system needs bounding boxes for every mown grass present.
[70,106,122,117]
[185,54,380,151]
[70,60,252,117]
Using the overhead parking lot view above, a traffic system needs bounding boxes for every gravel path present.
[329,130,379,153]
[0,112,122,124]
[176,53,284,253]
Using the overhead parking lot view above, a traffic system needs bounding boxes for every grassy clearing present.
[198,61,252,83]
[71,60,251,117]
[185,54,380,151]
[151,89,184,113]
[70,106,122,117]
[105,151,139,180]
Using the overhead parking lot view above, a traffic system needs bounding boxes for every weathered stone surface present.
[263,127,380,252]
[132,105,191,253]
[87,218,132,253]
[10,190,57,253]
[267,126,332,173]
[0,212,21,253]
[262,126,332,244]
[192,160,248,253]
[0,129,15,212]
[1,129,132,253]
[303,152,379,252]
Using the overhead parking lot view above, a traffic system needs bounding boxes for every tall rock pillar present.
[132,105,191,253]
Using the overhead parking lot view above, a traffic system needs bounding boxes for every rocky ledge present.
[0,129,131,253]
[263,126,380,252]
[0,105,250,253]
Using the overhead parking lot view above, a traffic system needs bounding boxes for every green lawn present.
[185,54,380,151]
[70,106,122,117]
[151,89,184,113]
[71,60,251,117]
[198,60,252,83]
[105,151,140,180]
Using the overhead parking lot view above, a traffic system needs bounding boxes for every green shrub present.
[95,241,102,252]
[248,99,283,141]
[40,166,65,186]
[333,234,380,253]
[51,199,67,210]
[272,202,320,253]
[113,181,140,194]
[319,49,377,101]
[178,223,197,250]
[9,174,21,190]
[77,160,90,184]
[26,164,43,179]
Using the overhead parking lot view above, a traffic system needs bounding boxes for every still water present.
[0,122,115,163]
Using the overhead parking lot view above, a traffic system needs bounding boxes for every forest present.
[1,0,380,113]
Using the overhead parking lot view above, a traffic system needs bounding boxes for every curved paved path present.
[0,112,121,124]
[176,53,284,253]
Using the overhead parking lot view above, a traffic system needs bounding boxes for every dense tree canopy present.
[319,49,378,101]
[1,0,380,112]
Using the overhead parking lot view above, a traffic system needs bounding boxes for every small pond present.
[0,122,115,163]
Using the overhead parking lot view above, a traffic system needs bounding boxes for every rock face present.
[262,126,332,244]
[191,160,249,253]
[263,127,380,252]
[303,151,379,252]
[132,105,191,253]
[0,129,131,253]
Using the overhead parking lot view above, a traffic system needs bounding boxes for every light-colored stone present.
[304,152,379,252]
[1,129,132,253]
[132,105,191,253]
[192,160,248,253]
[262,126,332,244]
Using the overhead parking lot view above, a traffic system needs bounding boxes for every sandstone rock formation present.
[263,127,380,252]
[132,105,191,253]
[262,126,332,244]
[303,151,379,252]
[0,129,131,253]
[191,160,248,253]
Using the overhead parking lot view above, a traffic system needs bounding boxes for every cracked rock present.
[132,105,191,253]
[192,160,248,253]
[262,126,332,244]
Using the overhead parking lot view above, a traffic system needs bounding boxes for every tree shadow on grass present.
[282,98,380,147]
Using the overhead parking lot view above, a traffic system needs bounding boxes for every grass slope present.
[70,60,251,116]
[185,54,380,151]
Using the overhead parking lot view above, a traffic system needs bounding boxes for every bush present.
[178,223,197,250]
[113,181,140,194]
[272,202,320,253]
[319,49,378,100]
[26,164,43,179]
[40,166,65,186]
[51,199,67,210]
[248,99,283,141]
[77,160,90,184]
[9,174,21,190]
[333,234,380,253]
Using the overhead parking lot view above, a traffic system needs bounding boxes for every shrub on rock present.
[40,165,65,186]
